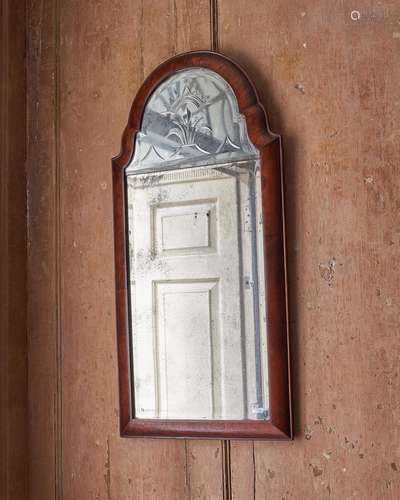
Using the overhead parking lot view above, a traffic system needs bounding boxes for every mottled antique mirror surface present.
[113,52,291,439]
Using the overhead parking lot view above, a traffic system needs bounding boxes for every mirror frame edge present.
[112,50,292,440]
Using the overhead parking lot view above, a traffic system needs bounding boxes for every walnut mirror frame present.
[112,51,291,439]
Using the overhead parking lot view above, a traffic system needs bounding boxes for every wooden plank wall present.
[27,1,400,499]
[0,1,27,499]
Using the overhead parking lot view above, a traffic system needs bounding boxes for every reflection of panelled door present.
[128,166,246,419]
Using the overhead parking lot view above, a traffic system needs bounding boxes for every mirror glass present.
[125,68,269,420]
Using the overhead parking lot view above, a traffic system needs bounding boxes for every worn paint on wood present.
[27,0,400,499]
[0,2,27,499]
[27,0,216,499]
[186,441,224,500]
[27,0,59,497]
[220,0,400,498]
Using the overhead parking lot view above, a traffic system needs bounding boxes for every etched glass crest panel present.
[126,69,269,420]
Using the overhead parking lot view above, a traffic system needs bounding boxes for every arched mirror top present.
[112,51,291,440]
[126,68,259,174]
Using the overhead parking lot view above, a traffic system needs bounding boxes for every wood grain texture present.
[27,0,59,497]
[26,0,400,498]
[59,0,185,497]
[219,0,400,498]
[230,442,254,499]
[0,1,27,499]
[34,1,212,499]
[186,441,224,500]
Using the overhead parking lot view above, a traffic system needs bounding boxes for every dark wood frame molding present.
[112,51,291,439]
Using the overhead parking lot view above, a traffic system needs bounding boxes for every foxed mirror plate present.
[125,68,269,421]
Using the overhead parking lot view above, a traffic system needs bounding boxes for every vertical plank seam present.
[210,0,219,52]
[24,3,30,500]
[105,437,111,500]
[185,440,191,500]
[221,441,226,500]
[227,441,232,500]
[23,2,28,498]
[26,3,34,498]
[252,441,256,500]
[222,441,232,500]
[173,0,178,55]
[54,0,63,497]
[0,0,10,498]
[139,0,144,83]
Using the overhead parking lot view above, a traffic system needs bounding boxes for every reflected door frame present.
[112,50,292,440]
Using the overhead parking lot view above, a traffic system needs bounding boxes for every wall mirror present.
[113,51,291,439]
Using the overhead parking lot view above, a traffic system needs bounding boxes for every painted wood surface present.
[219,1,400,498]
[27,1,59,497]
[27,0,400,498]
[0,2,27,499]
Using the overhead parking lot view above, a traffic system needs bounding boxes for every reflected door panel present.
[127,161,268,421]
[155,280,218,419]
[128,166,246,419]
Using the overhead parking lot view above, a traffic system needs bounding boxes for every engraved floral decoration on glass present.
[127,68,258,173]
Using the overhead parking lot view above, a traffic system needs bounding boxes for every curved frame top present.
[112,51,291,440]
